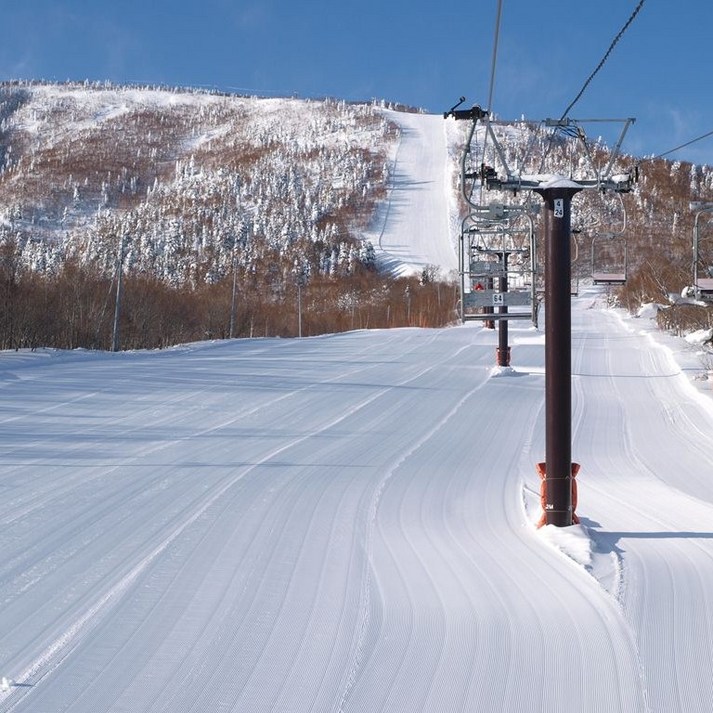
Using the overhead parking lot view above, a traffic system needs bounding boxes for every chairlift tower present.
[446,103,637,526]
[459,207,536,364]
[447,98,539,362]
[690,202,713,301]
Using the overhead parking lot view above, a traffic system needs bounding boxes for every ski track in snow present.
[569,306,713,713]
[0,331,448,708]
[1,111,713,711]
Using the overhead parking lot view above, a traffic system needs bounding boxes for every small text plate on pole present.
[463,290,532,308]
[554,198,564,219]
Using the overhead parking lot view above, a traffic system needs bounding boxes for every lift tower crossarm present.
[542,117,637,190]
[485,174,635,195]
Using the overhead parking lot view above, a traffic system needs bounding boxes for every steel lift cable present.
[486,0,503,113]
[560,0,647,120]
[644,128,713,162]
[535,0,646,178]
[472,0,504,210]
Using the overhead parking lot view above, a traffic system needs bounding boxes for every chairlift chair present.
[696,274,713,300]
[591,233,627,285]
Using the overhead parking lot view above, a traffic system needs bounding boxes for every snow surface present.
[1,111,713,712]
[367,110,459,278]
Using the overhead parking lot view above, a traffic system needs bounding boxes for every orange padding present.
[536,462,580,528]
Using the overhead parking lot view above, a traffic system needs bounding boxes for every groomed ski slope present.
[1,111,713,712]
[1,299,713,712]
[368,110,459,277]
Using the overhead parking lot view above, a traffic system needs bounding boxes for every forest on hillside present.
[0,82,457,349]
[0,81,711,351]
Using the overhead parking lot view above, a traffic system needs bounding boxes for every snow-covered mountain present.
[0,83,465,349]
[1,81,711,351]
[3,81,712,299]
[0,82,400,283]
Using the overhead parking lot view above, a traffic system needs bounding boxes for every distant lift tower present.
[460,204,537,365]
[690,201,713,301]
[447,99,538,367]
[446,102,637,526]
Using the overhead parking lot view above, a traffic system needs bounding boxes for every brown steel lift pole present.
[497,250,510,366]
[535,183,582,527]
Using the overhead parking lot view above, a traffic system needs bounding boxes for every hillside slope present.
[0,83,396,283]
[2,82,713,713]
[2,81,713,313]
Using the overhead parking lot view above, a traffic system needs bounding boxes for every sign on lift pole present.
[535,182,582,526]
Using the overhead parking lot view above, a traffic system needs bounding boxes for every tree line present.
[0,241,459,351]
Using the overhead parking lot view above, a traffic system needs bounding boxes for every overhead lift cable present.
[644,128,713,162]
[537,0,646,181]
[472,0,504,209]
[486,0,503,113]
[560,0,647,119]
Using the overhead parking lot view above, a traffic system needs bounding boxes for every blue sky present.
[3,1,713,167]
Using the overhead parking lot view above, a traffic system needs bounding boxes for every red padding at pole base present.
[535,462,580,528]
[496,347,511,367]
